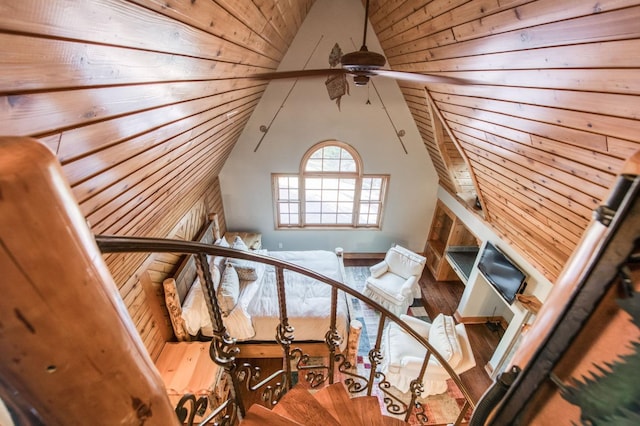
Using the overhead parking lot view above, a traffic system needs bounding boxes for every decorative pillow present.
[215,237,230,248]
[217,263,240,315]
[163,278,190,341]
[233,263,258,281]
[180,278,208,336]
[228,236,258,281]
[428,314,462,367]
[231,236,249,251]
[208,261,221,290]
[213,237,230,268]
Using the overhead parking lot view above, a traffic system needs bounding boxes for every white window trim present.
[272,141,389,229]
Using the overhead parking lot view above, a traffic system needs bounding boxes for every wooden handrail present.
[0,137,178,425]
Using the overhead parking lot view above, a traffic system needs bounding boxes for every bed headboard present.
[173,220,216,303]
[163,221,216,341]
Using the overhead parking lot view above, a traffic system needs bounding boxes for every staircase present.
[240,383,409,426]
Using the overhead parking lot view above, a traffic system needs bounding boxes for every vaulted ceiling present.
[1,0,639,290]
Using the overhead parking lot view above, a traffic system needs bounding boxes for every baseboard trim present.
[454,311,508,329]
[343,252,385,260]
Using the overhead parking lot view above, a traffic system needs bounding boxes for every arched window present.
[273,141,388,228]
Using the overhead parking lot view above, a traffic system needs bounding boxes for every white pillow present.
[428,314,462,367]
[181,279,208,336]
[215,237,230,248]
[217,263,240,315]
[232,236,249,251]
[213,237,231,268]
[228,236,258,280]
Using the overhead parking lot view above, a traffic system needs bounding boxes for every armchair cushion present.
[384,245,426,279]
[428,314,463,368]
[369,260,389,278]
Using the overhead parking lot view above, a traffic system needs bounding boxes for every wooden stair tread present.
[382,414,411,426]
[351,395,385,426]
[240,382,412,426]
[242,404,303,426]
[271,385,341,426]
[313,383,365,426]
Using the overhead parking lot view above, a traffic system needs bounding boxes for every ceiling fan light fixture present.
[353,75,370,86]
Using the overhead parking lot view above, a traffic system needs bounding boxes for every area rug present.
[342,266,471,425]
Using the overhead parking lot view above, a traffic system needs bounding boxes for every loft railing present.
[96,236,476,426]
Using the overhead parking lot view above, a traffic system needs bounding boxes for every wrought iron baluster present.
[367,312,386,396]
[404,348,431,423]
[325,285,341,384]
[275,265,295,391]
[194,253,243,417]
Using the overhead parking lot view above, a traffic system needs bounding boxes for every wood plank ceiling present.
[1,0,639,356]
[0,0,315,357]
[367,0,640,280]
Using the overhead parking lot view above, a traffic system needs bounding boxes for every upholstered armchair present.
[363,245,426,317]
[380,313,476,396]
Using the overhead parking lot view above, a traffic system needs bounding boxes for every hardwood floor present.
[344,258,499,404]
[417,268,499,403]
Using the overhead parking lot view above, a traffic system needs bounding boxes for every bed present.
[163,221,350,358]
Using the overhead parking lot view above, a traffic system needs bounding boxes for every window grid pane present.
[304,176,355,224]
[304,146,356,173]
[276,176,300,226]
[358,177,384,226]
[277,144,387,229]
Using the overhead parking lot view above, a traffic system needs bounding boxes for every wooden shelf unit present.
[425,200,478,281]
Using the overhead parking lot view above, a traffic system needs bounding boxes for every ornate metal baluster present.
[235,362,287,407]
[376,373,410,416]
[404,349,431,423]
[194,253,243,417]
[325,285,341,384]
[275,265,295,390]
[175,394,208,425]
[367,313,386,395]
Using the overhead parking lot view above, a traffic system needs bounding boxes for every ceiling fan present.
[249,0,471,87]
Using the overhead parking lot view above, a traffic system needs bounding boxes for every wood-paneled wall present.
[368,0,640,281]
[0,0,313,357]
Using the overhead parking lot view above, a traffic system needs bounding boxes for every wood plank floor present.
[344,258,499,403]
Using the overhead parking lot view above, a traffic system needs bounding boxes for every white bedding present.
[181,249,349,351]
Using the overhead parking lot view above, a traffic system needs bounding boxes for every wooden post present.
[346,320,363,367]
[0,137,179,425]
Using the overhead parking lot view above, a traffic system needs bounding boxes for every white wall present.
[219,0,438,253]
[437,187,554,376]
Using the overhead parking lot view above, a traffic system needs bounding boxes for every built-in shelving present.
[425,200,479,281]
[446,246,480,284]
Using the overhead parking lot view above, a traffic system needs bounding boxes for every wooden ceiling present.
[367,0,639,280]
[1,0,639,291]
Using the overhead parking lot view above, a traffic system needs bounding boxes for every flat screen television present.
[477,242,527,304]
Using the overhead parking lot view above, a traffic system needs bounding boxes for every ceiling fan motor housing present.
[340,49,386,71]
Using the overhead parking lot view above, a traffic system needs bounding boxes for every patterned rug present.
[343,266,470,425]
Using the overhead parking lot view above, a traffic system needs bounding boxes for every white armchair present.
[380,313,476,396]
[362,245,426,317]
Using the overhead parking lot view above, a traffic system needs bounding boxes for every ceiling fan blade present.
[248,68,346,80]
[373,69,475,85]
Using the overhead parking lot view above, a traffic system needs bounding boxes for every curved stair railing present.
[97,235,476,426]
